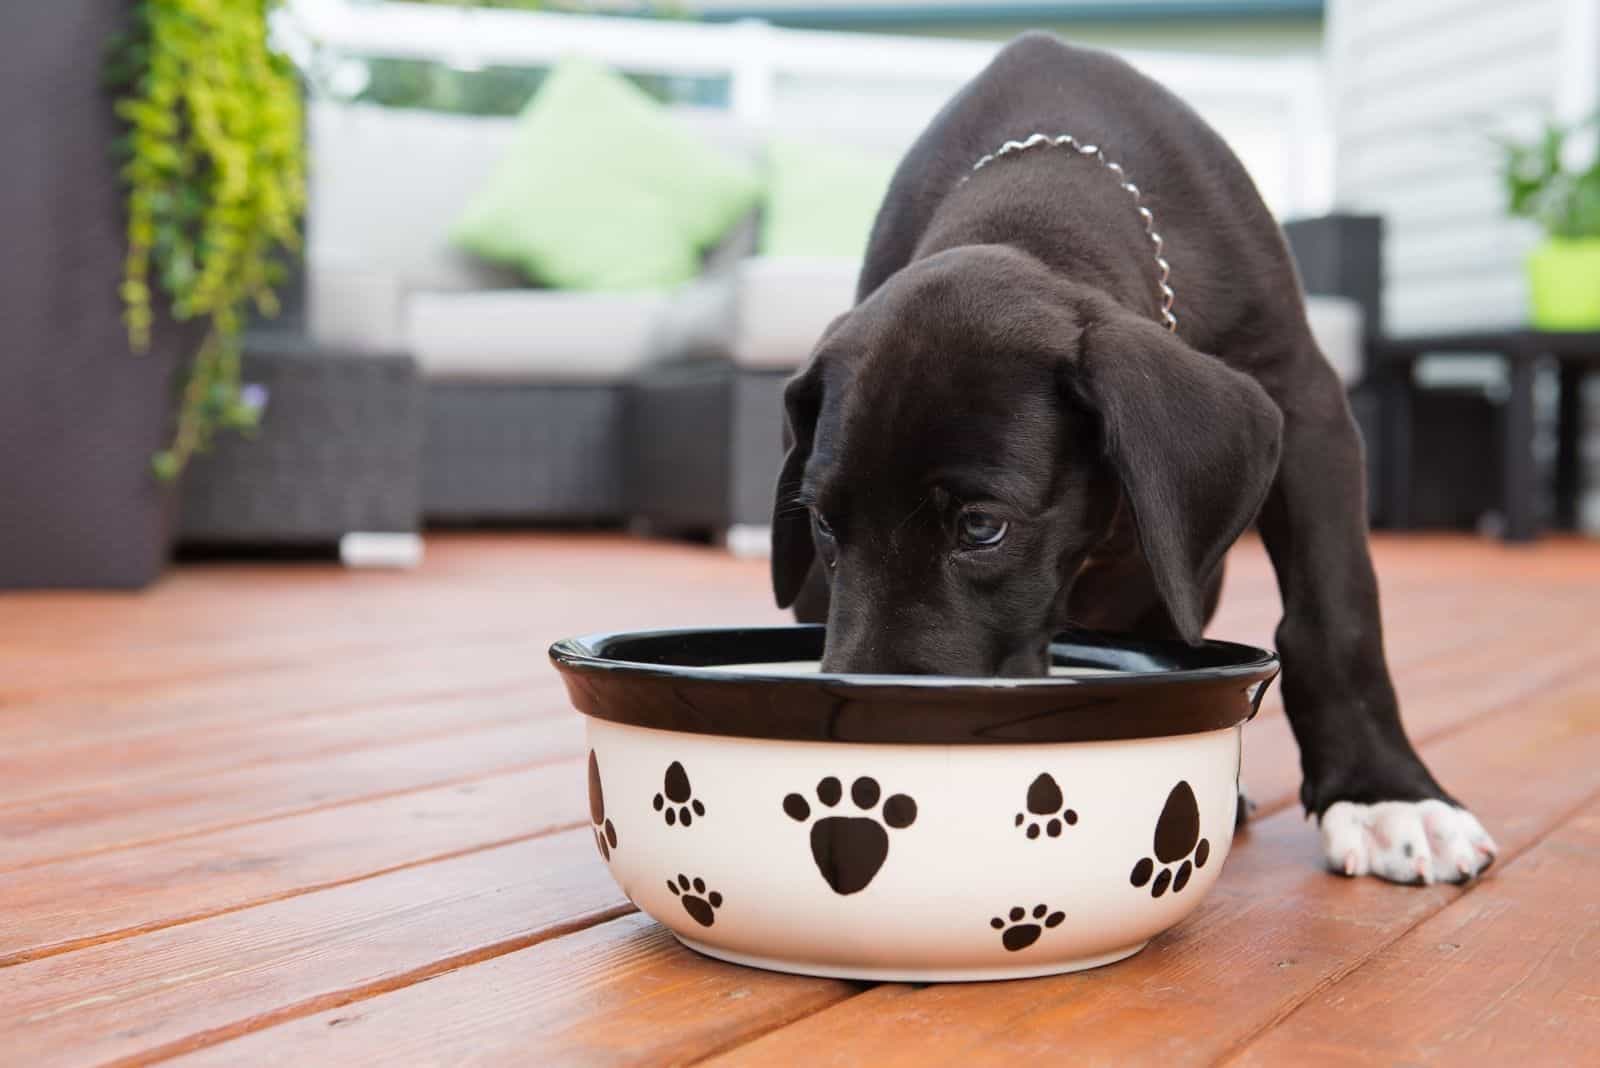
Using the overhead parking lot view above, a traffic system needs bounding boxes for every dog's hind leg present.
[1255,349,1495,883]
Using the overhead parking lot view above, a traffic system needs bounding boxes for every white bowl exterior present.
[585,717,1241,981]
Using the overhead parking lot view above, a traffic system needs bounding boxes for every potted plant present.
[1498,116,1600,331]
[0,0,303,590]
[113,0,305,480]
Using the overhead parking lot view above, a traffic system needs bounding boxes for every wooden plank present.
[168,914,860,1068]
[689,668,1600,1067]
[1231,580,1600,726]
[7,546,1566,879]
[1211,542,1600,813]
[0,718,583,871]
[1,533,1594,1067]
[0,636,555,755]
[0,761,585,967]
[0,681,564,809]
[6,547,1583,973]
[1,532,1575,716]
[1237,607,1600,818]
[0,620,511,698]
[0,533,780,703]
[163,620,1600,1068]
[1225,803,1600,1067]
[0,831,629,1068]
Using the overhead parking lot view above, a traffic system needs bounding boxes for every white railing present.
[279,0,1332,216]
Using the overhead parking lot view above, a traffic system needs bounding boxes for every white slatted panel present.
[1328,0,1575,333]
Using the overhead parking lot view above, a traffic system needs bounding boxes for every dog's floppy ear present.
[772,314,852,608]
[770,360,825,609]
[1067,304,1283,642]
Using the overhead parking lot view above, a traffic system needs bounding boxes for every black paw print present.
[1130,780,1210,898]
[783,775,917,895]
[1015,772,1078,839]
[587,750,618,861]
[652,761,705,827]
[667,873,722,927]
[990,904,1064,951]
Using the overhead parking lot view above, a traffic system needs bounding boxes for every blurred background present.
[3,0,1598,589]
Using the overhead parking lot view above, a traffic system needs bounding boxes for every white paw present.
[1320,800,1497,885]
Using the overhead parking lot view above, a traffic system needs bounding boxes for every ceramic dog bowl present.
[549,625,1277,982]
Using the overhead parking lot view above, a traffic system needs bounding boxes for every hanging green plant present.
[110,0,305,480]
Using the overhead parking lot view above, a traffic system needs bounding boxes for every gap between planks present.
[103,903,639,1068]
[1206,782,1600,1068]
[0,726,584,875]
[1220,798,1600,1066]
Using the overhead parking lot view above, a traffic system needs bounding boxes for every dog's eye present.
[958,510,1008,548]
[813,513,835,540]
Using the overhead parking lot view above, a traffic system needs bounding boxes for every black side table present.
[1372,330,1597,542]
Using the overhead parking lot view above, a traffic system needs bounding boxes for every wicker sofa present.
[299,100,896,527]
[191,97,1382,552]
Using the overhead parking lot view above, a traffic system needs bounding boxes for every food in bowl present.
[550,625,1277,982]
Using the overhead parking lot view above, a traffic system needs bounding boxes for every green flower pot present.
[1527,238,1600,331]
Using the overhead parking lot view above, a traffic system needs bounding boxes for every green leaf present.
[115,0,305,468]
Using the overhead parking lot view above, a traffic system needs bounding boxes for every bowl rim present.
[549,625,1280,744]
[549,624,1278,690]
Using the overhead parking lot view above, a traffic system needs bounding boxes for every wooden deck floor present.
[2,532,1597,1066]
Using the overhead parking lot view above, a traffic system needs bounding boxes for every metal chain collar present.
[965,133,1177,333]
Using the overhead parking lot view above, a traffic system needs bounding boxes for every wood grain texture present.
[1236,603,1600,817]
[1225,804,1600,1067]
[0,831,627,1068]
[0,761,585,966]
[0,718,584,871]
[0,679,562,809]
[3,532,1597,1066]
[0,534,782,700]
[0,636,555,757]
[168,913,861,1068]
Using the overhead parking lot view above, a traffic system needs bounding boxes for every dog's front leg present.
[1255,357,1496,884]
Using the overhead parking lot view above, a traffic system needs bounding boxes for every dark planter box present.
[178,338,423,545]
[0,1,184,588]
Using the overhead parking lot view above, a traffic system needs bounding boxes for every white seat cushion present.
[650,274,738,363]
[1304,295,1366,385]
[406,289,672,382]
[731,256,861,370]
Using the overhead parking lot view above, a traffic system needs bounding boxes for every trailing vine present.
[112,0,305,479]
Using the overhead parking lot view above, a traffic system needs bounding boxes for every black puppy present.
[769,33,1495,885]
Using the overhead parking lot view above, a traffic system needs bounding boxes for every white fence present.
[280,0,1333,219]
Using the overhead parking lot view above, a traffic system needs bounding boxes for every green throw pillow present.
[760,138,896,259]
[452,59,761,290]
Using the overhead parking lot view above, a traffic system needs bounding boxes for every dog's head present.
[771,244,1282,676]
